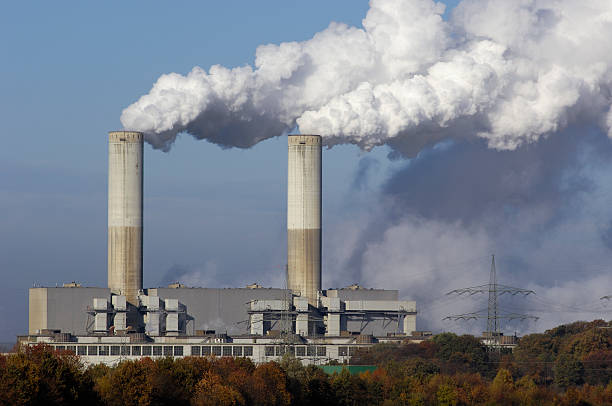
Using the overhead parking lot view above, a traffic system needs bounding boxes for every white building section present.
[25,334,420,367]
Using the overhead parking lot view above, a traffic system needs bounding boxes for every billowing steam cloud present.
[121,0,612,154]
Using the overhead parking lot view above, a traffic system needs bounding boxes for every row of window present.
[51,345,359,358]
[264,346,328,357]
[190,346,253,357]
[54,345,185,357]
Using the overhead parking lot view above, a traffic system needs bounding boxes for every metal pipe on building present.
[108,131,143,306]
[287,135,322,306]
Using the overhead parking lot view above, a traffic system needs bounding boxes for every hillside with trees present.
[1,320,610,405]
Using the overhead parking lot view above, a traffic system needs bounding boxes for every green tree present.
[554,354,584,389]
[432,333,490,376]
[301,365,336,406]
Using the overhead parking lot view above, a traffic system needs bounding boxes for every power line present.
[444,255,538,348]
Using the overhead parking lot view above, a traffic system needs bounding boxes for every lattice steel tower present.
[445,255,538,346]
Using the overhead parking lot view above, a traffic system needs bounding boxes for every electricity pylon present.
[444,255,538,347]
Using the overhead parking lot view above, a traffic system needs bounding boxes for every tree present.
[554,354,584,389]
[514,333,556,382]
[402,357,440,380]
[582,349,612,385]
[95,360,152,406]
[0,343,97,406]
[432,333,490,376]
[249,362,291,406]
[490,368,514,404]
[278,354,307,404]
[191,371,244,406]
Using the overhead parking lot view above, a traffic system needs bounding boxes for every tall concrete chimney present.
[287,135,322,306]
[108,131,143,306]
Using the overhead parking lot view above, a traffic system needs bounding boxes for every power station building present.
[22,132,418,365]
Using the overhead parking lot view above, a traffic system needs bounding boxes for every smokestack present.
[287,135,322,306]
[108,131,143,306]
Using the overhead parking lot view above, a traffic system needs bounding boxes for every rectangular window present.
[265,346,274,356]
[233,346,242,356]
[66,346,76,354]
[77,346,87,355]
[163,346,173,356]
[338,347,348,356]
[88,346,98,356]
[243,346,253,356]
[287,346,295,356]
[296,347,306,357]
[142,346,152,356]
[174,346,183,356]
[202,346,211,356]
[191,346,201,356]
[349,347,357,356]
[111,346,120,356]
[317,346,326,357]
[56,345,65,351]
[212,346,221,356]
[222,346,232,356]
[153,346,162,356]
[275,346,285,356]
[98,346,109,356]
[307,346,315,357]
[121,346,130,356]
[132,346,141,356]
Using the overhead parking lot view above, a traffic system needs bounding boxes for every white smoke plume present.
[121,0,612,154]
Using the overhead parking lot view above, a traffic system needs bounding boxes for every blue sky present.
[0,1,465,342]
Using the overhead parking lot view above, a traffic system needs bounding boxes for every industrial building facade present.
[22,132,418,365]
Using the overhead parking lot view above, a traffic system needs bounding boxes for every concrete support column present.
[287,135,322,306]
[403,314,416,336]
[108,131,143,307]
[325,314,340,336]
[295,313,309,336]
[250,313,264,335]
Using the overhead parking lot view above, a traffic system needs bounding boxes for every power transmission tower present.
[444,255,538,349]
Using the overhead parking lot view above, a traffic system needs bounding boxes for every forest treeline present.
[0,319,610,406]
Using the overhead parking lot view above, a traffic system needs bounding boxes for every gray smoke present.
[121,0,612,155]
[325,128,612,334]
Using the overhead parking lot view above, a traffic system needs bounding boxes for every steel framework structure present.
[444,255,538,347]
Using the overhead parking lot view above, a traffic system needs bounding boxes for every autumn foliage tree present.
[95,359,153,406]
[1,320,611,406]
[191,370,243,406]
[0,344,97,406]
